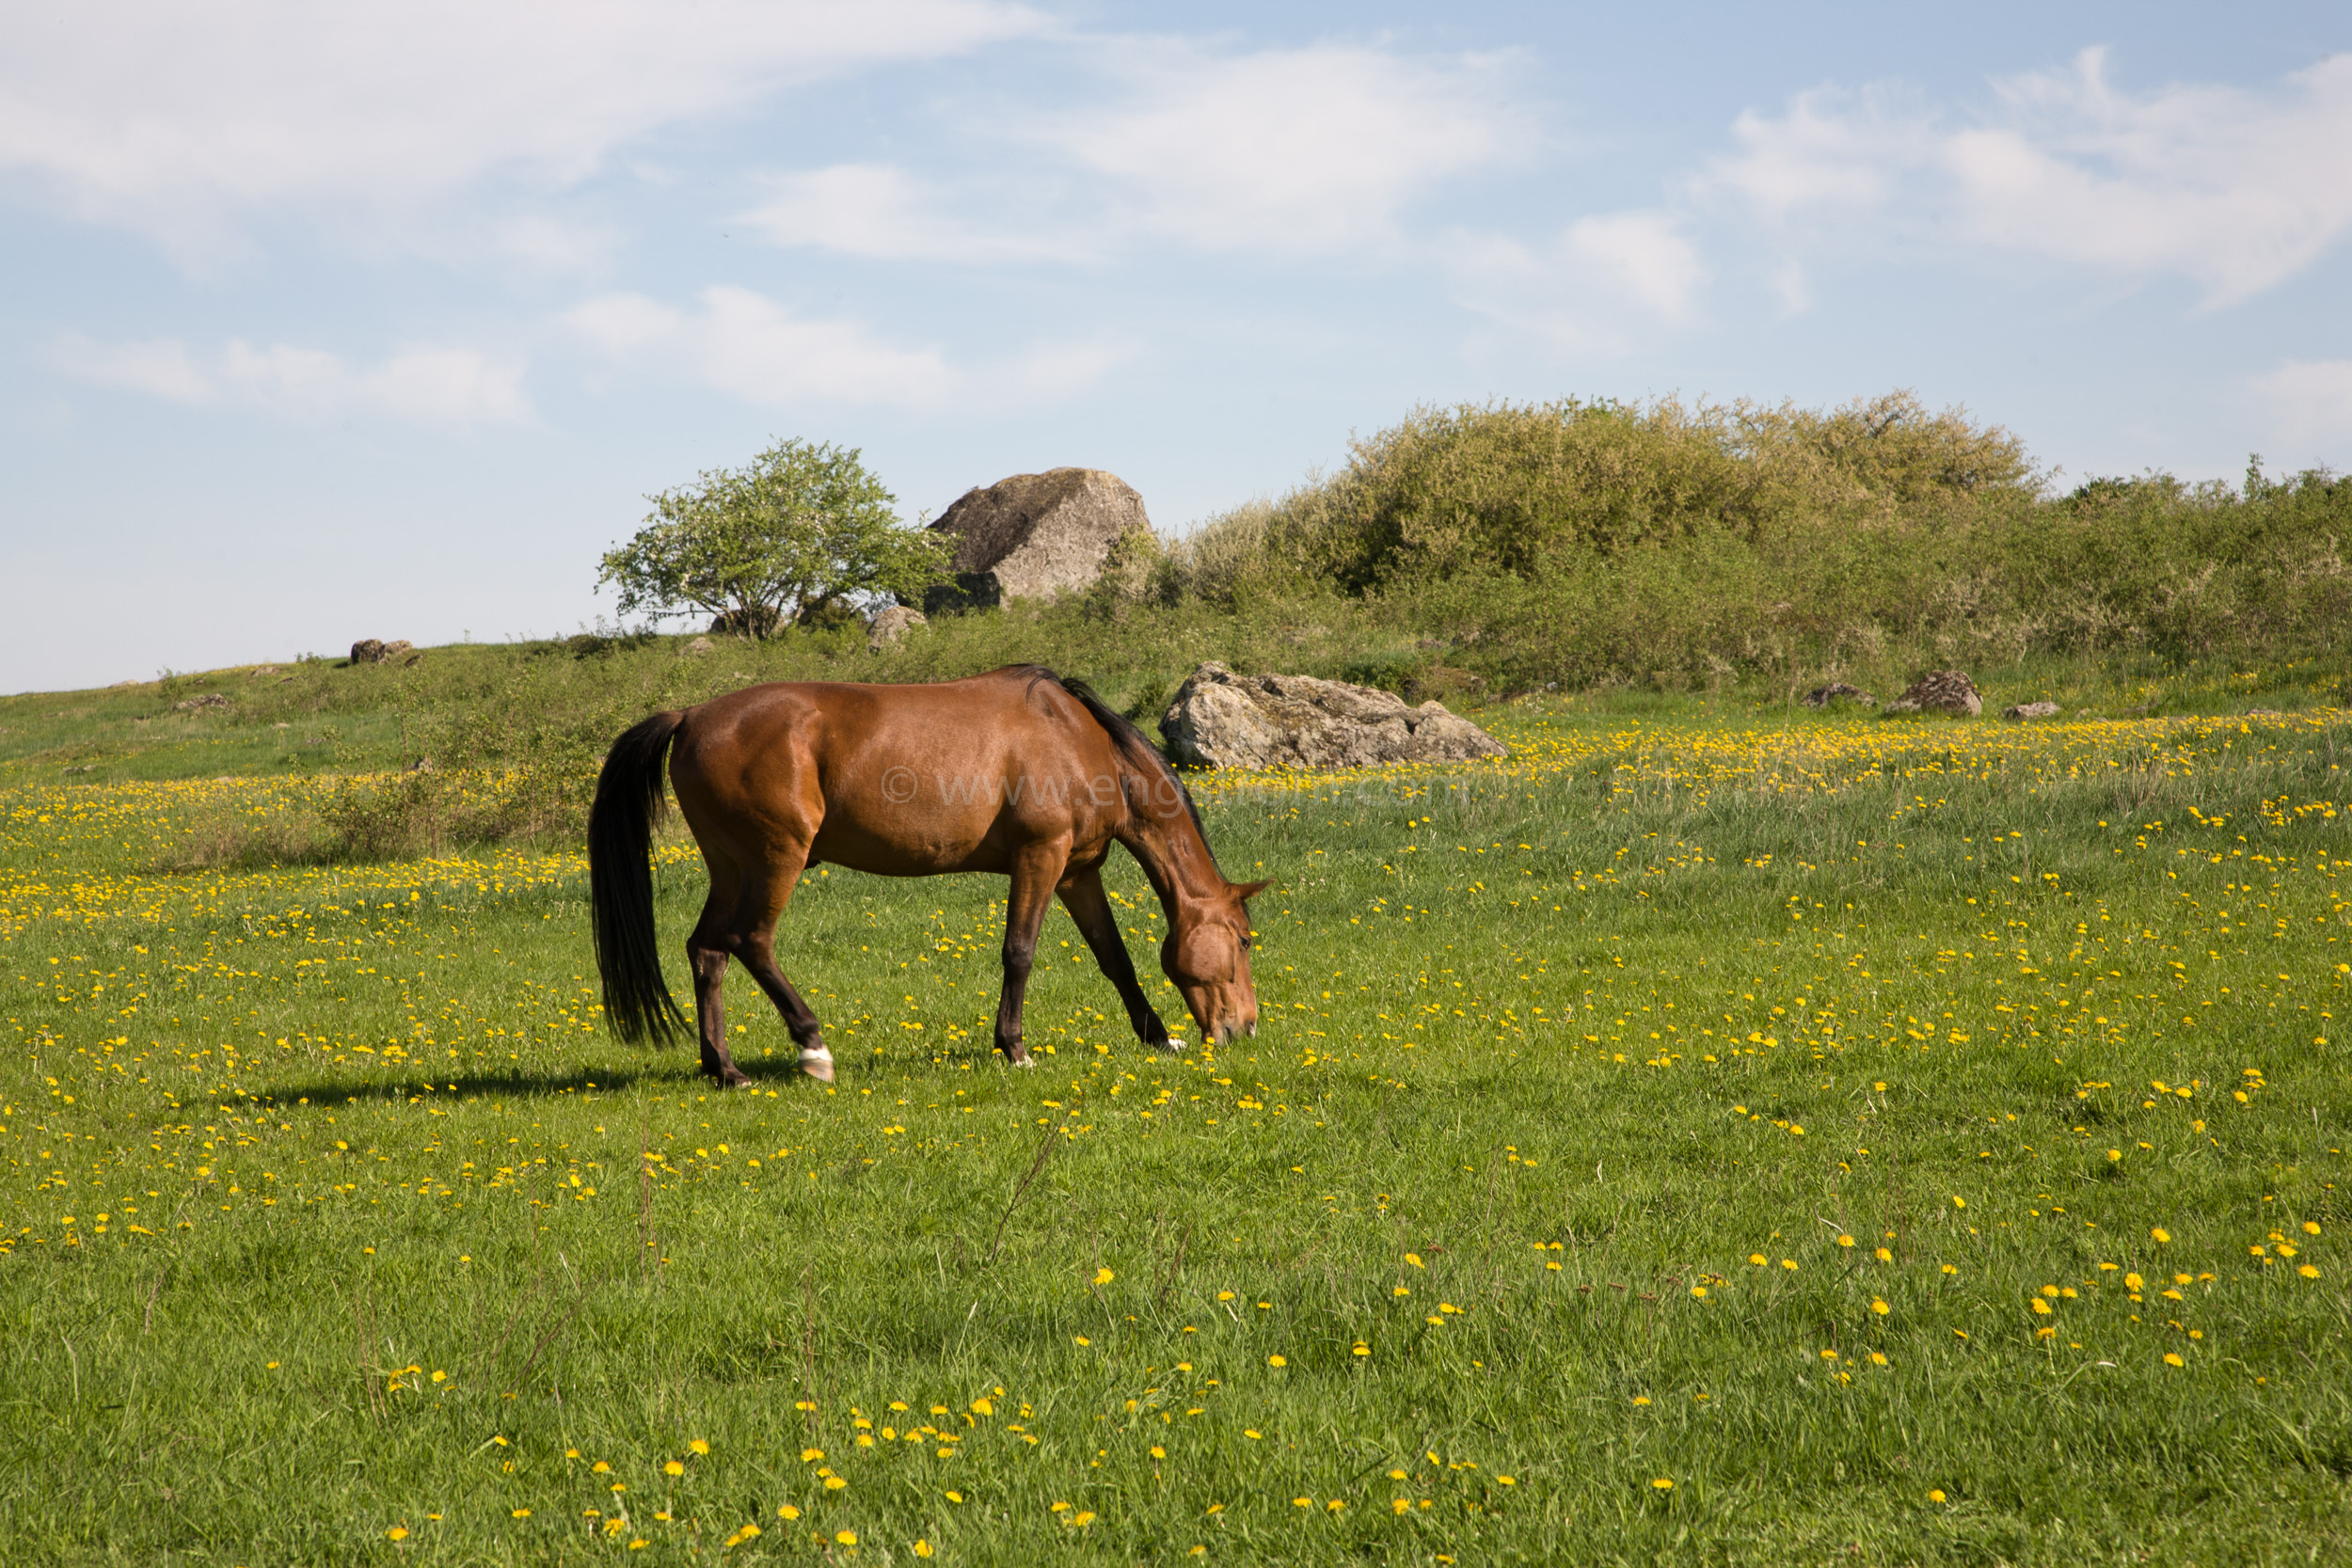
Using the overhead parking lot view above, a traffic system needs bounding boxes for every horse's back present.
[668,669,1122,876]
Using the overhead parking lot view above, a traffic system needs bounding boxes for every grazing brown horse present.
[588,665,1268,1085]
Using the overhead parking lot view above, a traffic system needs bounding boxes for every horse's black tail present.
[589,710,691,1046]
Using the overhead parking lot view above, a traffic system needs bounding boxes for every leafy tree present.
[597,438,949,637]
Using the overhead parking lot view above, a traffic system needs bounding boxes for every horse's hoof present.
[799,1051,834,1084]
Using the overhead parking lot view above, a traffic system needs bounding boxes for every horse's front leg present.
[993,842,1070,1067]
[1057,863,1172,1051]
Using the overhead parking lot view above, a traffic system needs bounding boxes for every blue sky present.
[6,1,2350,692]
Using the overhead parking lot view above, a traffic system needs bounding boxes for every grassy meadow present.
[3,680,2348,1564]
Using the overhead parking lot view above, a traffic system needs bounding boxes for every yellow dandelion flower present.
[1267,1354,1286,1367]
[511,1509,531,1519]
[1871,1298,1890,1316]
[1929,1489,1947,1503]
[914,1542,933,1559]
[836,1530,857,1545]
[689,1439,710,1455]
[2299,1264,2321,1278]
[776,1505,801,1520]
[2151,1227,2170,1243]
[945,1492,962,1504]
[1652,1478,1674,1491]
[387,1527,409,1541]
[2030,1298,2052,1316]
[1837,1234,1855,1248]
[2164,1353,2185,1368]
[663,1461,685,1477]
[1749,1254,1768,1266]
[1094,1267,1115,1285]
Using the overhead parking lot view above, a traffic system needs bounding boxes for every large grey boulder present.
[1160,661,1506,770]
[923,467,1152,613]
[866,606,928,650]
[1884,670,1981,717]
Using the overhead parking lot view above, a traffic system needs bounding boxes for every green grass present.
[3,699,2349,1563]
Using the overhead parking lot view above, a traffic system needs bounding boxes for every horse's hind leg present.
[685,856,754,1088]
[729,845,835,1083]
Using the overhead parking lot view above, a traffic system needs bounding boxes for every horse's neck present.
[1120,775,1222,918]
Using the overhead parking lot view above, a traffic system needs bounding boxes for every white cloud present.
[739,164,1097,263]
[1705,49,2352,306]
[0,0,1041,256]
[749,39,1536,264]
[1708,86,1935,221]
[2249,359,2352,450]
[1025,40,1534,256]
[1449,209,1705,352]
[54,334,532,423]
[566,285,1128,408]
[50,337,215,404]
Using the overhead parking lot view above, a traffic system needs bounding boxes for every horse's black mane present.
[1015,664,1212,849]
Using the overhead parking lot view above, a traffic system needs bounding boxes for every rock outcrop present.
[1884,670,1981,717]
[866,606,928,650]
[349,639,416,666]
[1159,662,1506,770]
[2002,701,2060,721]
[923,468,1152,613]
[683,636,715,656]
[1803,682,1876,708]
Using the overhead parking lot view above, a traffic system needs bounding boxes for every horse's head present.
[1162,878,1270,1046]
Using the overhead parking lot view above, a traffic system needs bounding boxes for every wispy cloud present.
[565,285,1129,408]
[1705,49,2352,306]
[0,0,1043,258]
[1449,209,1706,352]
[739,164,1099,263]
[747,38,1537,265]
[2249,359,2352,451]
[54,334,532,423]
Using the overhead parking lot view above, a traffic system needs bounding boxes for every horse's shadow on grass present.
[252,1055,820,1107]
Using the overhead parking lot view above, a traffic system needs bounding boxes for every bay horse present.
[588,664,1269,1085]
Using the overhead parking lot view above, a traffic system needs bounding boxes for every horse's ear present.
[1232,879,1273,902]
